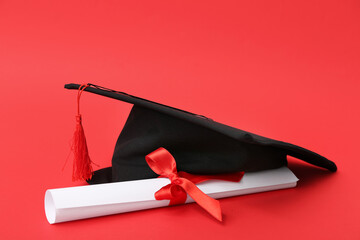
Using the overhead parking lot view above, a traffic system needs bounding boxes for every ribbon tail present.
[179,178,222,222]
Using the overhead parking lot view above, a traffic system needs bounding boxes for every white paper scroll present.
[45,167,298,224]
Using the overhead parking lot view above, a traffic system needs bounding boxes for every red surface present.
[0,0,359,239]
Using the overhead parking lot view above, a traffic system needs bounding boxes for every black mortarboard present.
[65,83,337,185]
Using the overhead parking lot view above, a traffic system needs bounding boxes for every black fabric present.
[65,83,337,185]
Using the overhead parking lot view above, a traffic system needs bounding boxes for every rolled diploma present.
[45,167,298,224]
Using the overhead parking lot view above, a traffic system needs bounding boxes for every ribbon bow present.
[145,147,244,221]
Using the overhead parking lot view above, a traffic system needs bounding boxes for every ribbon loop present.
[145,147,177,177]
[146,147,244,221]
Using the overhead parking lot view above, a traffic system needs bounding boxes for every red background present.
[0,0,359,239]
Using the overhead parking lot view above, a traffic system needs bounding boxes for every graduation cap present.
[65,83,337,185]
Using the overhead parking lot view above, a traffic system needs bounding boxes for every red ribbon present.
[145,147,244,221]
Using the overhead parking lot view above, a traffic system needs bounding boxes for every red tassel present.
[71,84,94,181]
